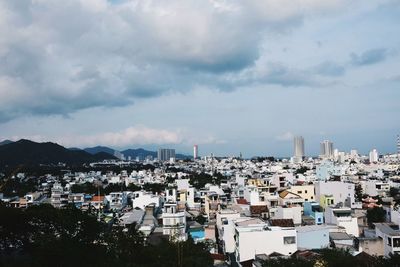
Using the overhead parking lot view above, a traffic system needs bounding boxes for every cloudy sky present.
[0,0,399,157]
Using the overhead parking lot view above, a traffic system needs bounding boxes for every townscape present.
[1,138,400,266]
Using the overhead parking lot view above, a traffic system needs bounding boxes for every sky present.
[0,0,399,157]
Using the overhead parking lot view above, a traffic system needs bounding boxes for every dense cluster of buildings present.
[1,139,400,266]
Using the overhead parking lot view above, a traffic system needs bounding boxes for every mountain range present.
[0,140,117,167]
[82,146,190,160]
[0,139,191,167]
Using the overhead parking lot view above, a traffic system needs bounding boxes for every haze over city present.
[0,0,399,157]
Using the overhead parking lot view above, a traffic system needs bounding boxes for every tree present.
[366,207,386,228]
[355,184,363,202]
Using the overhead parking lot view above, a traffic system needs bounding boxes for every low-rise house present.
[162,201,187,241]
[374,223,400,257]
[329,232,354,250]
[106,192,128,211]
[278,190,304,207]
[287,185,315,202]
[303,201,324,225]
[233,217,297,264]
[119,209,145,227]
[130,191,161,210]
[315,181,356,208]
[25,192,42,206]
[51,182,69,208]
[325,205,359,237]
[274,206,302,225]
[68,193,85,208]
[296,225,333,250]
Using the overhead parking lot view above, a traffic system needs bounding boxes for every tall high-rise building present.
[320,140,333,158]
[158,148,176,161]
[369,149,378,163]
[293,136,305,160]
[193,145,198,160]
[397,135,400,158]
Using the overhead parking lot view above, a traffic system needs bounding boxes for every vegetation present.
[0,204,213,267]
[261,248,400,267]
[355,183,363,202]
[295,166,309,175]
[0,177,38,197]
[188,172,226,189]
[366,207,386,227]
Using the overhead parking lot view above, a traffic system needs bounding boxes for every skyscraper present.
[320,140,333,158]
[369,149,378,163]
[193,145,198,160]
[158,148,176,161]
[293,136,305,161]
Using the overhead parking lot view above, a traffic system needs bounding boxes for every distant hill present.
[0,140,117,167]
[84,146,115,156]
[0,140,14,146]
[121,148,157,160]
[121,148,191,160]
[68,147,82,151]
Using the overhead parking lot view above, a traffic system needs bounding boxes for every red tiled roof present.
[210,254,225,261]
[92,196,104,202]
[250,205,268,215]
[236,198,249,205]
[270,219,294,227]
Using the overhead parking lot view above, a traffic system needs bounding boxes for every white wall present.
[236,227,297,262]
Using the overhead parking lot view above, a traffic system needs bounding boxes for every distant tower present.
[369,149,378,163]
[397,135,400,159]
[193,145,198,160]
[320,140,333,159]
[158,148,176,161]
[293,136,305,161]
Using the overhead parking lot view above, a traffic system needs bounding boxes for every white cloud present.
[0,0,355,122]
[3,125,225,148]
[275,131,294,141]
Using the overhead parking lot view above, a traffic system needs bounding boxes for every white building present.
[162,202,187,241]
[274,206,302,225]
[320,140,334,159]
[106,192,128,210]
[324,206,359,237]
[130,191,161,210]
[369,149,379,163]
[361,180,390,197]
[374,223,400,257]
[233,218,297,263]
[293,136,305,162]
[216,210,242,254]
[315,181,356,208]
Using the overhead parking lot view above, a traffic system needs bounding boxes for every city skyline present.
[0,1,399,157]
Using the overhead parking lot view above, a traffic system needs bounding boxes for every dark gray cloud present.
[350,48,388,66]
[0,0,364,122]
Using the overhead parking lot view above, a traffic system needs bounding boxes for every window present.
[388,237,392,246]
[284,236,296,245]
[305,190,308,193]
[297,191,302,194]
[393,238,400,248]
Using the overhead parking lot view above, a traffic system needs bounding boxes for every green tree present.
[366,207,386,228]
[355,184,363,202]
